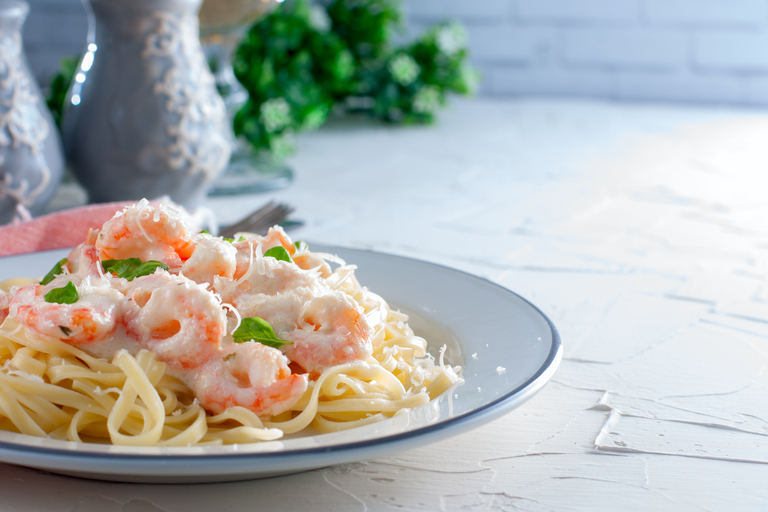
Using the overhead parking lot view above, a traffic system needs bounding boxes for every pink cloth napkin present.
[0,202,135,257]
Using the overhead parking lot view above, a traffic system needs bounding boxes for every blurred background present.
[24,0,768,106]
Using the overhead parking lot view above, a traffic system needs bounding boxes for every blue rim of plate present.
[0,246,562,468]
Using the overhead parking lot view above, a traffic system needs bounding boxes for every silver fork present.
[218,201,295,239]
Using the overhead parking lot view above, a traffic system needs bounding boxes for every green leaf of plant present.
[40,258,68,285]
[44,281,78,304]
[101,258,169,281]
[46,55,80,129]
[232,317,292,349]
[264,246,292,262]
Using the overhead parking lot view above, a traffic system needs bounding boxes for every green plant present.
[325,0,401,99]
[372,22,479,123]
[232,0,354,159]
[233,0,479,155]
[45,55,80,130]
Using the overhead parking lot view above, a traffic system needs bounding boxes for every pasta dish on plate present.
[0,200,461,447]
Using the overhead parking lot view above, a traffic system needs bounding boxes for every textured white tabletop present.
[3,98,768,511]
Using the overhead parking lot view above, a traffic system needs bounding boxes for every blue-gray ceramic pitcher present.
[63,0,231,207]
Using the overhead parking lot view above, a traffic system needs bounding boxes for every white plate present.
[0,245,562,483]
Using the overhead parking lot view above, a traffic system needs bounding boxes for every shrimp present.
[123,271,226,369]
[255,226,294,254]
[293,252,332,278]
[232,227,332,279]
[229,252,332,336]
[232,226,295,280]
[284,293,373,375]
[95,199,194,268]
[180,235,236,286]
[193,342,308,417]
[229,233,374,375]
[60,229,103,284]
[9,279,124,345]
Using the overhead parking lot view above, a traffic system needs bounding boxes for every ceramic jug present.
[0,0,64,224]
[63,0,231,207]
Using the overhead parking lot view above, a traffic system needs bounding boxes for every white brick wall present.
[645,0,767,27]
[408,0,768,106]
[695,31,768,70]
[467,25,556,63]
[562,28,687,69]
[517,0,639,23]
[18,0,768,107]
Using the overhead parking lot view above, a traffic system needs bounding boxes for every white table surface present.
[3,97,768,510]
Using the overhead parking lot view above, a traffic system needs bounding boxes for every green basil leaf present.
[199,230,210,235]
[232,317,292,349]
[44,281,78,304]
[102,258,169,281]
[40,258,68,285]
[264,246,292,262]
[223,237,234,243]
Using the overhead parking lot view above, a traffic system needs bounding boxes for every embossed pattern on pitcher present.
[145,10,229,181]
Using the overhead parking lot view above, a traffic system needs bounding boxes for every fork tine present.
[221,203,286,238]
[219,202,295,238]
[244,208,287,235]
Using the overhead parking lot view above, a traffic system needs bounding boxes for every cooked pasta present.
[0,201,461,446]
